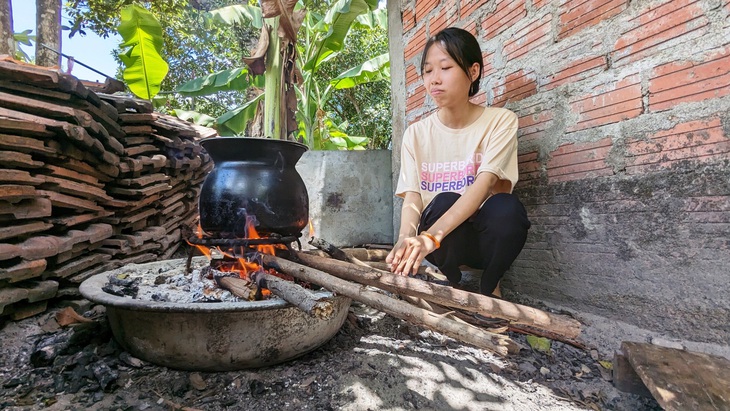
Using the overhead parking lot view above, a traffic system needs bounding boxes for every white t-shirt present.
[395,107,519,207]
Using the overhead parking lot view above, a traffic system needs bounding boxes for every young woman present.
[386,27,531,298]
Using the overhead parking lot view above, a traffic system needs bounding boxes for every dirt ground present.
[0,294,662,411]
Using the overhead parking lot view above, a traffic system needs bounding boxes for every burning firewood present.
[261,254,513,356]
[214,276,258,301]
[250,271,335,320]
[292,252,582,340]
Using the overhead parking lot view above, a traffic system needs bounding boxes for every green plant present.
[117,4,169,100]
[174,0,388,149]
[13,29,36,62]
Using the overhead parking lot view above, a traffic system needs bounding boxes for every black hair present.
[420,27,483,97]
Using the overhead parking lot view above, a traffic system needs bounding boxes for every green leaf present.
[599,360,613,370]
[217,93,264,135]
[118,5,169,100]
[173,109,217,128]
[304,0,378,71]
[175,67,262,96]
[330,53,389,89]
[13,29,35,46]
[525,336,552,354]
[355,8,387,29]
[205,5,263,29]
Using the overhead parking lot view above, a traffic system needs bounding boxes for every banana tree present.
[175,0,389,149]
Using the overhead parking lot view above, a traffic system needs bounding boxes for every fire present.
[308,220,315,238]
[188,216,286,299]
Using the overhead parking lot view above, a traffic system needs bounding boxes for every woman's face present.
[422,43,479,108]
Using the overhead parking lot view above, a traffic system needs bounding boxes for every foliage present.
[118,5,169,100]
[13,29,36,62]
[175,0,389,149]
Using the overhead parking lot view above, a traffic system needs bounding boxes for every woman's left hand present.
[387,234,438,276]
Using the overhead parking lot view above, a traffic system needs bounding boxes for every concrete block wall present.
[392,0,730,345]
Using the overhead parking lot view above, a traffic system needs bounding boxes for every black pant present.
[420,192,531,296]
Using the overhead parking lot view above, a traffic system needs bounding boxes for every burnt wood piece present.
[262,254,512,356]
[309,237,369,267]
[616,341,730,410]
[293,252,582,340]
[251,271,335,320]
[215,276,257,300]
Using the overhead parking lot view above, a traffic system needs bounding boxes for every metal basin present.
[79,258,351,371]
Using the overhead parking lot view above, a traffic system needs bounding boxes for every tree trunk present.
[35,0,61,67]
[0,0,14,56]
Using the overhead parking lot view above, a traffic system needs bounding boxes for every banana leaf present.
[118,5,168,100]
[175,67,263,96]
[330,53,389,89]
[205,4,263,29]
[304,0,378,71]
[172,109,217,128]
[217,93,264,135]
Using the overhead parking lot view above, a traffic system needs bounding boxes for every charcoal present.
[30,328,73,367]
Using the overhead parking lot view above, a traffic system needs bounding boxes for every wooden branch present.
[309,237,370,267]
[262,254,512,356]
[303,247,391,262]
[292,252,582,340]
[250,272,335,320]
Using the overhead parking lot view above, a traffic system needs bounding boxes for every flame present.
[308,220,315,238]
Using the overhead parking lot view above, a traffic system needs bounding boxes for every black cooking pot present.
[198,137,309,237]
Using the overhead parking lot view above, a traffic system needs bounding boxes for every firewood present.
[292,252,582,340]
[215,276,258,301]
[261,254,512,356]
[309,237,369,267]
[251,271,335,320]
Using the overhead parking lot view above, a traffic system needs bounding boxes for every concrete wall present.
[391,0,730,345]
[298,150,393,248]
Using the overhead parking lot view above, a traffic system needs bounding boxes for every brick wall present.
[396,0,730,345]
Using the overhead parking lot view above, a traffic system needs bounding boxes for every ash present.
[103,258,262,303]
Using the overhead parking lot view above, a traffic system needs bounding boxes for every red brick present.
[503,14,552,61]
[482,51,496,78]
[482,0,527,40]
[625,118,730,173]
[547,141,614,184]
[405,25,428,61]
[559,0,628,40]
[533,0,551,9]
[518,107,554,144]
[403,7,416,31]
[493,70,538,107]
[406,64,419,87]
[518,151,541,183]
[648,47,730,112]
[416,0,440,21]
[460,0,487,20]
[613,0,709,65]
[470,92,487,105]
[406,84,427,111]
[567,74,642,132]
[544,55,607,90]
[429,13,448,36]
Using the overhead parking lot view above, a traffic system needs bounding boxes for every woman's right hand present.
[386,234,438,276]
